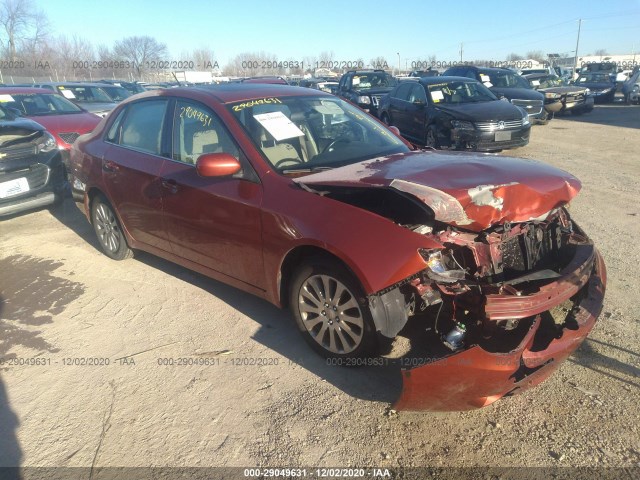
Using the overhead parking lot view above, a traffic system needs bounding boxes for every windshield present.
[427,80,497,104]
[100,86,131,101]
[2,93,83,116]
[531,75,565,88]
[58,85,112,103]
[228,96,409,175]
[352,73,397,89]
[576,74,610,84]
[479,70,531,89]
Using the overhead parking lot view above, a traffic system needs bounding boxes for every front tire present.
[425,125,440,149]
[91,195,133,260]
[380,112,391,125]
[289,257,378,360]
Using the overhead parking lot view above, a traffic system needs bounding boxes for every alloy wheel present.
[297,274,364,354]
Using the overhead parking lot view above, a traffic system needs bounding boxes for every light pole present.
[574,19,582,76]
[397,52,400,75]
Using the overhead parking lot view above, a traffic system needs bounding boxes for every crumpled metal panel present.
[296,151,581,231]
[393,249,605,411]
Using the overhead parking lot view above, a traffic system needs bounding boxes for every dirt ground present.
[1,103,639,475]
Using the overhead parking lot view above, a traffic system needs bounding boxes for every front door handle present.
[160,178,178,194]
[102,160,120,173]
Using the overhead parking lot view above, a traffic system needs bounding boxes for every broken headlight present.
[419,249,466,283]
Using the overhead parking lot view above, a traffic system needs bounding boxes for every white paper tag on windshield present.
[480,74,491,82]
[483,81,493,87]
[61,90,76,99]
[431,90,444,101]
[253,111,304,141]
[579,77,587,82]
[0,94,15,102]
[531,80,540,86]
[352,77,361,86]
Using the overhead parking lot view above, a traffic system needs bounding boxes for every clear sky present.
[43,0,640,65]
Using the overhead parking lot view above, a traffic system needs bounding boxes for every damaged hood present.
[294,151,581,231]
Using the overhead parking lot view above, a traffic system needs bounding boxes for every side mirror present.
[7,107,22,117]
[496,93,506,100]
[196,153,241,177]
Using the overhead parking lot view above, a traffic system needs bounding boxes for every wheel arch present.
[278,245,366,310]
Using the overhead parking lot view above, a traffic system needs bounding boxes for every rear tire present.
[91,195,133,260]
[289,257,379,361]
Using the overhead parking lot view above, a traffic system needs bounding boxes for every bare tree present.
[0,0,48,59]
[506,52,523,61]
[526,50,546,62]
[191,47,217,69]
[369,56,389,69]
[594,49,608,57]
[113,36,168,76]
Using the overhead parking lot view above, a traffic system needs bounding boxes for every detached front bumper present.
[394,247,606,411]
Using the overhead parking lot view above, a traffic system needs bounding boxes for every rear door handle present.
[160,178,178,194]
[102,160,120,172]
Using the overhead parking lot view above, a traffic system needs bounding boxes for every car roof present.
[522,73,555,80]
[418,76,481,84]
[0,87,60,94]
[37,82,117,88]
[188,83,331,103]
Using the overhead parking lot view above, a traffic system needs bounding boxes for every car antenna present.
[172,72,182,87]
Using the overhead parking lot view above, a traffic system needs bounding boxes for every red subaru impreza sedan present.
[68,84,605,411]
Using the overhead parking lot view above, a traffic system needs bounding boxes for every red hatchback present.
[0,87,102,150]
[69,84,605,411]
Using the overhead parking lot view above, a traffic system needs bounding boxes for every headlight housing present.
[544,92,561,100]
[451,120,474,130]
[357,95,371,105]
[37,132,57,153]
[522,115,530,126]
[419,249,467,283]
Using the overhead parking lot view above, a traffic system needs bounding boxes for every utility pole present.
[574,19,582,76]
[460,43,463,62]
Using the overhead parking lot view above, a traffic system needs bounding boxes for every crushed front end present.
[371,208,606,411]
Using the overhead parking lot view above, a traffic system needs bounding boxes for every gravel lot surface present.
[1,103,639,474]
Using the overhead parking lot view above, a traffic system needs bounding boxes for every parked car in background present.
[336,69,398,117]
[98,79,146,95]
[578,62,618,82]
[32,82,119,117]
[95,84,132,102]
[0,87,102,150]
[68,83,606,411]
[0,105,66,216]
[409,69,439,77]
[622,68,640,105]
[378,76,530,151]
[524,74,594,116]
[573,73,616,103]
[443,66,548,124]
[299,78,339,94]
